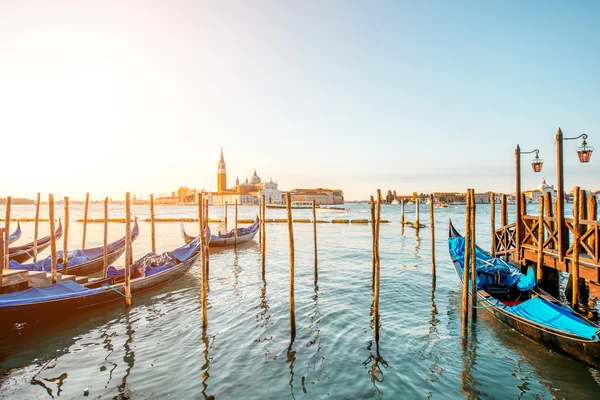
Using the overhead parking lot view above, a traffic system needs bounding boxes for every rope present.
[106,285,132,299]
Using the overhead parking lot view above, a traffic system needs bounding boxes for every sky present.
[1,0,599,201]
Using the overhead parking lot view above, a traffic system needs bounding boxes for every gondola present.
[9,220,139,277]
[448,219,600,369]
[8,221,63,264]
[182,216,259,247]
[5,221,22,245]
[0,236,201,326]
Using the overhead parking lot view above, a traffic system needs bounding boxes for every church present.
[207,149,283,205]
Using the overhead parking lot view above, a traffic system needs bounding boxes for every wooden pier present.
[494,196,600,292]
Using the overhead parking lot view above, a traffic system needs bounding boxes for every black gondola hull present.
[448,220,600,370]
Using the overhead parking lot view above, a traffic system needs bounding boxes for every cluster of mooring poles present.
[461,189,477,335]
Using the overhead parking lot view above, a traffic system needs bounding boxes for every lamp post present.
[555,128,594,261]
[515,145,544,259]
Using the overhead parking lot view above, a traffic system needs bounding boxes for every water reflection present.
[254,280,273,357]
[414,228,421,258]
[232,251,241,298]
[116,311,136,397]
[307,284,322,359]
[30,359,67,397]
[200,327,214,399]
[420,277,442,384]
[362,342,388,399]
[460,327,479,399]
[287,339,297,399]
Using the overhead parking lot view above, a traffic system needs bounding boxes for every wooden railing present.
[494,222,516,257]
[497,216,599,268]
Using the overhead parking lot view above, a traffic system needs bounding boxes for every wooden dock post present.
[401,199,405,227]
[462,189,471,329]
[33,193,40,262]
[588,196,597,249]
[572,187,580,311]
[370,196,376,281]
[150,194,156,253]
[103,198,108,278]
[501,194,508,228]
[198,193,208,328]
[0,228,4,283]
[490,192,496,257]
[261,195,266,270]
[48,194,58,284]
[312,199,318,283]
[544,192,554,249]
[415,195,420,232]
[224,201,228,226]
[204,199,210,278]
[469,189,477,322]
[537,197,544,284]
[286,192,296,338]
[82,192,89,249]
[124,192,132,307]
[4,196,11,271]
[374,189,382,342]
[62,197,69,274]
[430,194,435,278]
[234,199,238,249]
[2,197,10,272]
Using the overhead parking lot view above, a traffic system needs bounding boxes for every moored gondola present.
[448,219,600,369]
[9,220,139,277]
[182,216,259,247]
[8,221,63,263]
[5,221,22,245]
[0,236,200,326]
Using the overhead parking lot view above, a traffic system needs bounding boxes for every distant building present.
[524,178,556,203]
[288,188,344,205]
[207,149,282,205]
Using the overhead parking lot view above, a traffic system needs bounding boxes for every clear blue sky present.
[1,1,598,200]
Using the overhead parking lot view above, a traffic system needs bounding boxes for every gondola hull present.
[8,221,63,264]
[448,220,600,370]
[0,253,199,326]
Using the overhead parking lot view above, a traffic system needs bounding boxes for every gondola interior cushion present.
[507,297,600,340]
[9,250,90,272]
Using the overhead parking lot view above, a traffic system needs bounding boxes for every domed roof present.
[250,169,261,184]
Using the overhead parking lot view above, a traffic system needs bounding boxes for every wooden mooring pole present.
[401,199,405,227]
[286,192,296,338]
[572,187,580,311]
[462,189,471,331]
[313,199,318,283]
[49,194,58,284]
[4,196,11,271]
[150,194,156,253]
[103,197,109,278]
[588,196,597,249]
[415,196,420,232]
[261,197,265,280]
[374,189,381,343]
[430,194,435,278]
[501,194,508,228]
[62,197,69,274]
[224,201,228,226]
[205,199,210,278]
[234,199,238,249]
[469,189,477,322]
[537,197,544,284]
[490,192,496,257]
[0,228,4,283]
[4,196,12,269]
[33,192,40,262]
[124,193,132,307]
[370,196,376,281]
[82,192,89,249]
[198,193,208,328]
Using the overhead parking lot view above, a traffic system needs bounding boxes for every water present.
[1,203,599,399]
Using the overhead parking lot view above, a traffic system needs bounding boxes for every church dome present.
[250,169,261,184]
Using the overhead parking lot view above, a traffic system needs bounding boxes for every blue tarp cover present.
[9,250,90,272]
[507,297,600,340]
[448,237,536,291]
[0,280,104,307]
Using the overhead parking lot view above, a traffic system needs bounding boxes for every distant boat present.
[391,199,400,205]
[183,216,259,247]
[437,202,449,208]
[317,206,349,212]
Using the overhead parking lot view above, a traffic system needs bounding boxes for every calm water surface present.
[0,203,599,399]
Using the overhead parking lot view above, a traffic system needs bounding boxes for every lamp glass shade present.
[530,158,544,173]
[576,146,593,163]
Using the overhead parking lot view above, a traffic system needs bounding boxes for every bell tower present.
[217,148,227,192]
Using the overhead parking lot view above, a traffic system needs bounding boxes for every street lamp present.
[555,128,594,261]
[515,145,543,259]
